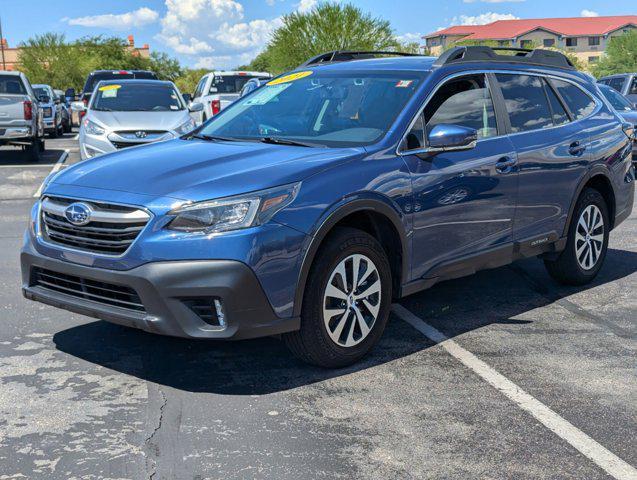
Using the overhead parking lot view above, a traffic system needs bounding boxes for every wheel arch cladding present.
[292,200,408,318]
[565,171,616,237]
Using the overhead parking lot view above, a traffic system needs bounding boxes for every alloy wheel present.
[322,253,381,347]
[575,204,604,271]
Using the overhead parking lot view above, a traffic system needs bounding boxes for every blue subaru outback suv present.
[21,47,635,367]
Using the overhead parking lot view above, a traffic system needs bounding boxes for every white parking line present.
[73,134,79,140]
[33,149,69,198]
[392,304,637,480]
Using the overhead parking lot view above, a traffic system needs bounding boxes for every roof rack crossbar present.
[433,46,575,70]
[299,50,423,68]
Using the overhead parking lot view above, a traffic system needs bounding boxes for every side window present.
[402,114,425,151]
[608,77,626,93]
[551,79,596,120]
[193,78,205,98]
[544,81,570,126]
[496,74,553,133]
[629,77,637,95]
[423,74,498,140]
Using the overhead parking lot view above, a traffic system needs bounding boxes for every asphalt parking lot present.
[0,134,635,479]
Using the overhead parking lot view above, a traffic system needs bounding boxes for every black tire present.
[49,123,59,138]
[64,119,72,134]
[25,140,42,162]
[283,227,392,368]
[544,188,609,285]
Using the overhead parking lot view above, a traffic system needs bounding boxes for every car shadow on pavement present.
[0,147,65,166]
[53,248,637,395]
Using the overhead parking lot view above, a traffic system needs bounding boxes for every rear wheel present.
[49,120,59,138]
[544,188,609,285]
[284,227,392,368]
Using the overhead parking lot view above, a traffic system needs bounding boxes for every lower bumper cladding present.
[21,246,299,340]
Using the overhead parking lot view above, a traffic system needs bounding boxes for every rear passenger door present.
[402,73,519,280]
[494,73,594,242]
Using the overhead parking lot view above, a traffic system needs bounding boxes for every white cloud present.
[453,12,519,25]
[156,0,281,69]
[581,9,599,17]
[66,7,159,29]
[296,0,317,13]
[396,32,424,44]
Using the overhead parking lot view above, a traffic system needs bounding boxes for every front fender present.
[290,193,410,317]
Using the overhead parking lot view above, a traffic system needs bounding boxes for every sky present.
[0,0,633,69]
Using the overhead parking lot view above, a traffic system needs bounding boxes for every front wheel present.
[284,227,392,368]
[544,188,609,285]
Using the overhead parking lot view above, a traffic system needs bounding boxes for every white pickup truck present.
[190,71,271,123]
[0,71,45,161]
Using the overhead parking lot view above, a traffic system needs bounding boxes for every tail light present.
[23,100,33,120]
[210,99,221,116]
[79,97,88,119]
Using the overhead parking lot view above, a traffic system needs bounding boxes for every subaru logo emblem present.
[135,131,147,139]
[64,202,92,226]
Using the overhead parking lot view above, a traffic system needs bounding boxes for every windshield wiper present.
[259,137,320,148]
[189,133,241,142]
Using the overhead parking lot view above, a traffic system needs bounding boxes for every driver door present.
[400,73,519,280]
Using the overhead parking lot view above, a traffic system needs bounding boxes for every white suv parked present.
[190,71,271,123]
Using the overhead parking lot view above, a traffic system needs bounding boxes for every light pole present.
[0,16,6,70]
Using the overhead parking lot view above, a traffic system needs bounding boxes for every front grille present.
[111,141,143,149]
[32,267,145,312]
[40,196,150,255]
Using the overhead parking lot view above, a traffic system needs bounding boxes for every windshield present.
[33,87,49,99]
[0,75,26,95]
[198,71,423,147]
[92,83,184,112]
[600,85,633,112]
[212,75,263,94]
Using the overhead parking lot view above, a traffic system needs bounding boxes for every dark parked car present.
[598,83,637,166]
[22,47,635,367]
[598,73,637,106]
[54,89,72,134]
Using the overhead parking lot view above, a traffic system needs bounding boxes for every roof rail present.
[299,50,423,68]
[433,46,576,70]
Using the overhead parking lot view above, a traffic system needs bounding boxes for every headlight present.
[175,117,196,135]
[167,183,301,233]
[83,118,105,136]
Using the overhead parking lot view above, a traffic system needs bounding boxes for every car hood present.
[51,138,365,201]
[89,110,190,132]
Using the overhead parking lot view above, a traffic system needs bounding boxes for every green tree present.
[592,31,637,77]
[264,2,401,73]
[17,33,182,90]
[149,51,183,81]
[174,68,208,95]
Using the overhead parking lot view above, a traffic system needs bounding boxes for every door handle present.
[495,156,517,174]
[569,141,587,156]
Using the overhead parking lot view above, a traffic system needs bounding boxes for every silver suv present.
[598,73,637,106]
[0,71,45,161]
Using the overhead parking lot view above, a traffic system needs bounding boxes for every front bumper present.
[21,244,300,340]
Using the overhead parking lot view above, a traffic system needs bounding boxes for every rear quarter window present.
[0,75,26,95]
[550,79,596,120]
[496,74,554,133]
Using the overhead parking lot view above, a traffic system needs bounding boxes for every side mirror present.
[71,101,86,112]
[189,102,204,113]
[182,93,192,104]
[38,95,50,104]
[427,124,478,152]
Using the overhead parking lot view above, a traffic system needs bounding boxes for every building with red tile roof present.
[424,16,637,67]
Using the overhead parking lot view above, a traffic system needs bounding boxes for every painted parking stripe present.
[33,149,69,198]
[73,134,79,140]
[392,304,637,480]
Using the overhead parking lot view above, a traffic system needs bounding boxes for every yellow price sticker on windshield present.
[267,71,313,86]
[98,85,121,91]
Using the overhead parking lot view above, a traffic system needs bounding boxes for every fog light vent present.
[182,297,226,327]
